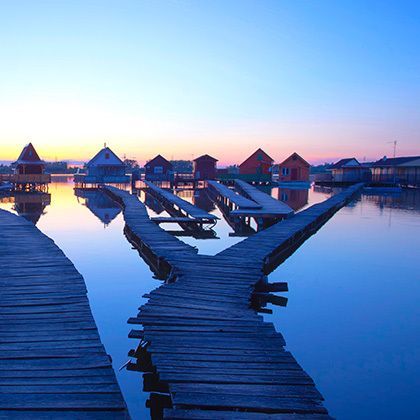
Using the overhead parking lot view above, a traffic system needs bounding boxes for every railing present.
[2,174,51,184]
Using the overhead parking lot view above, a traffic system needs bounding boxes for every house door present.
[291,168,298,180]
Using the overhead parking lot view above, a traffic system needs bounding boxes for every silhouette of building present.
[193,155,218,180]
[11,143,50,191]
[145,155,174,182]
[13,192,51,224]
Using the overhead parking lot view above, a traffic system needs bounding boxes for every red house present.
[193,155,218,180]
[145,154,174,182]
[239,148,274,176]
[278,152,310,183]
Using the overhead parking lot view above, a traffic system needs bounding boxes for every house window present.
[154,166,163,174]
[281,192,288,201]
[257,154,263,161]
[105,153,110,159]
[282,167,289,176]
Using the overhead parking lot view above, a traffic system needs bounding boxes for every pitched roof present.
[193,154,218,162]
[145,154,173,168]
[239,148,274,167]
[372,156,420,167]
[13,143,44,165]
[330,158,360,169]
[280,152,310,167]
[87,147,124,167]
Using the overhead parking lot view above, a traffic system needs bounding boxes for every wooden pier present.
[0,209,128,418]
[104,183,364,418]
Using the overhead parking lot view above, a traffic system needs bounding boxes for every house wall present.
[145,160,173,181]
[278,160,309,182]
[194,160,217,180]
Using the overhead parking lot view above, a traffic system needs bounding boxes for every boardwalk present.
[144,181,218,223]
[104,184,364,418]
[0,209,128,418]
[233,179,294,218]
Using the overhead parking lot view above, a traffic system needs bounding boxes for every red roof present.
[280,152,310,167]
[13,143,44,165]
[239,148,274,167]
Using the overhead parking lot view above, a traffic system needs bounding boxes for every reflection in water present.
[75,188,122,226]
[277,187,309,211]
[0,192,51,224]
[0,181,418,419]
[192,189,216,212]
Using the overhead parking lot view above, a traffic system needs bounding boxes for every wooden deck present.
[207,180,262,209]
[104,184,364,418]
[0,209,129,418]
[144,181,218,222]
[233,180,294,217]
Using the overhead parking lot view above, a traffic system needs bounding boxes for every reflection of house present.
[371,156,420,187]
[13,192,51,224]
[12,143,51,191]
[193,155,218,180]
[145,155,174,182]
[330,158,370,183]
[278,153,310,183]
[193,189,216,212]
[144,191,165,214]
[74,146,129,186]
[278,188,309,211]
[75,189,121,226]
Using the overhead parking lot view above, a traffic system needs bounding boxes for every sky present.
[0,0,419,165]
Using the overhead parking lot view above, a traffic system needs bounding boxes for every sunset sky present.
[0,0,419,166]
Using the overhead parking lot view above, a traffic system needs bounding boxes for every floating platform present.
[102,185,370,418]
[0,209,128,417]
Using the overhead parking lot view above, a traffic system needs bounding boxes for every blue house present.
[74,146,129,186]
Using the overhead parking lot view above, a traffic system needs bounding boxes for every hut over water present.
[11,143,50,191]
[145,154,174,182]
[193,154,218,180]
[74,146,130,187]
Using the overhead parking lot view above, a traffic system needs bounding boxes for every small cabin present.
[75,146,129,186]
[193,155,218,180]
[145,155,174,182]
[237,148,274,183]
[330,158,370,183]
[11,143,50,190]
[278,153,310,183]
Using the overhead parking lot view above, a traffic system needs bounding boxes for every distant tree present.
[124,159,140,173]
[170,160,193,173]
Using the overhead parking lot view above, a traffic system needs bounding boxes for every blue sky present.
[0,0,419,164]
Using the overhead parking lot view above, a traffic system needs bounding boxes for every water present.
[1,180,419,419]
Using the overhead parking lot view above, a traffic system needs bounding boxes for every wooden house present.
[193,155,218,180]
[12,143,50,190]
[74,146,129,186]
[330,158,370,183]
[237,148,274,183]
[278,153,310,183]
[371,156,420,187]
[145,155,174,182]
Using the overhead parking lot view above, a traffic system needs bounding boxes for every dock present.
[104,184,365,418]
[0,209,128,418]
[144,181,218,224]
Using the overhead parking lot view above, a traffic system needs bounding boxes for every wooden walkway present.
[144,181,218,222]
[0,209,129,418]
[104,184,365,418]
[233,180,294,217]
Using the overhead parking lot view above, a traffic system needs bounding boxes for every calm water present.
[1,180,419,419]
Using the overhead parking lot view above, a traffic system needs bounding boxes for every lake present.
[1,179,419,419]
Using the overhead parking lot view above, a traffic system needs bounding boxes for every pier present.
[0,209,128,418]
[104,183,363,418]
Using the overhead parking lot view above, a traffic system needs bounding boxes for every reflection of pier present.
[277,187,309,212]
[103,184,363,418]
[0,192,51,225]
[0,209,128,416]
[75,188,121,226]
[143,181,218,238]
